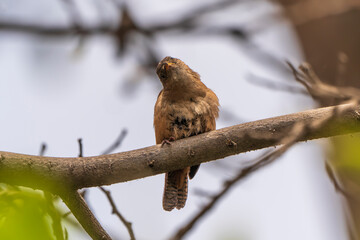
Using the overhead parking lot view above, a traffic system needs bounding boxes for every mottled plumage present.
[154,56,219,211]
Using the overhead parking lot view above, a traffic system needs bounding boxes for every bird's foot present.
[161,137,175,147]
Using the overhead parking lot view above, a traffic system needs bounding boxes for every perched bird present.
[154,56,219,211]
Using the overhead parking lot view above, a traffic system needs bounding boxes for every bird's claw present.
[161,137,175,147]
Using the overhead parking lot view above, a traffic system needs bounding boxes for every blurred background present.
[0,0,359,239]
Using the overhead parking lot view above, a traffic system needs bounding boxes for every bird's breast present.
[164,100,212,139]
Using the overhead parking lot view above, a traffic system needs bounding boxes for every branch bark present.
[283,0,360,26]
[170,122,307,240]
[0,103,360,191]
[61,190,112,240]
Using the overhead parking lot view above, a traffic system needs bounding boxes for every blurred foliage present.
[331,134,360,190]
[329,134,360,237]
[0,184,75,240]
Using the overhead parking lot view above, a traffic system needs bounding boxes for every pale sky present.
[0,0,348,239]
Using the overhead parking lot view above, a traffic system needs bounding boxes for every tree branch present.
[61,190,112,240]
[98,129,135,239]
[53,138,114,240]
[0,103,360,191]
[99,187,135,240]
[170,91,355,239]
[170,121,306,240]
[0,21,116,36]
[284,0,360,26]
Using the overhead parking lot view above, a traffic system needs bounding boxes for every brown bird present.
[154,56,219,211]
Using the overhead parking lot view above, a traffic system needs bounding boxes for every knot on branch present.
[187,149,195,157]
[147,159,155,168]
[226,139,237,147]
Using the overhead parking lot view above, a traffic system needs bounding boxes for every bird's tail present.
[163,168,189,211]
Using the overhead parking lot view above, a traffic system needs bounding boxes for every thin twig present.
[75,137,112,239]
[77,138,87,198]
[78,138,83,158]
[0,1,241,37]
[98,129,135,239]
[39,143,47,156]
[101,129,128,155]
[324,161,352,198]
[99,186,136,240]
[170,122,307,240]
[247,74,308,95]
[324,160,360,239]
[77,130,133,238]
[287,62,360,101]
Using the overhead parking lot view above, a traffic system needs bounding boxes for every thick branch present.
[171,122,307,240]
[61,190,112,240]
[284,0,360,26]
[0,103,360,191]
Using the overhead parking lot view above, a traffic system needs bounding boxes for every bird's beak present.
[164,62,174,71]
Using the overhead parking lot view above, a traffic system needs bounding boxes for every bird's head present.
[156,56,200,90]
